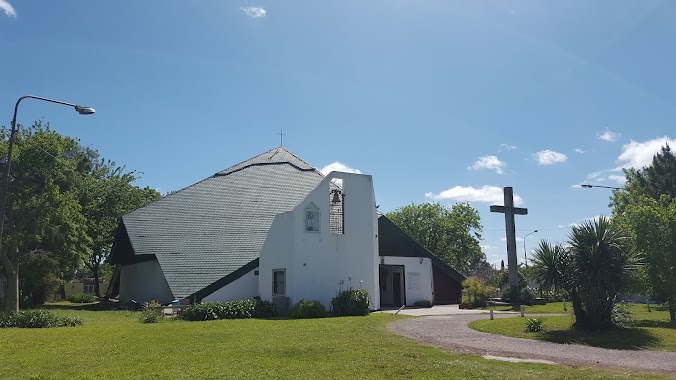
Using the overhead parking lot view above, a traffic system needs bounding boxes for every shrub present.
[611,302,634,328]
[67,294,96,303]
[525,318,544,332]
[140,300,164,323]
[520,287,534,306]
[413,300,433,308]
[253,298,278,318]
[0,310,82,328]
[462,277,490,308]
[291,299,326,319]
[331,289,370,316]
[182,299,279,321]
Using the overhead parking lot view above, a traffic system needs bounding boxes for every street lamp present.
[523,230,538,269]
[0,95,95,254]
[580,184,622,190]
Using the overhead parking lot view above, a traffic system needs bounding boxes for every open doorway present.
[379,264,405,307]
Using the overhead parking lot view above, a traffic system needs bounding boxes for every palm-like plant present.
[567,216,638,329]
[531,240,566,293]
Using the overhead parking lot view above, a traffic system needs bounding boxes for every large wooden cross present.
[490,187,528,303]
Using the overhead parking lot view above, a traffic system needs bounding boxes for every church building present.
[107,147,463,310]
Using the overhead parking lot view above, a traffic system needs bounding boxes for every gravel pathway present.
[389,314,676,377]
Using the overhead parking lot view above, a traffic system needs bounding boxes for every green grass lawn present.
[0,303,668,379]
[470,303,676,351]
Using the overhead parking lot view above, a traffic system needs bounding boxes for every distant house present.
[107,147,463,309]
[65,279,109,299]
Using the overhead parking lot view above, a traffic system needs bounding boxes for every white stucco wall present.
[202,267,260,302]
[381,256,434,306]
[119,259,174,304]
[259,172,381,310]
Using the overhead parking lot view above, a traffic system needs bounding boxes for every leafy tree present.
[0,122,91,312]
[624,196,676,321]
[567,216,639,329]
[386,202,484,274]
[612,143,676,215]
[78,158,160,296]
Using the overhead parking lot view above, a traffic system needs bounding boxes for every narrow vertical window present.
[273,269,286,296]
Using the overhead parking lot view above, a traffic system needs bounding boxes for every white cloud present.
[240,6,266,18]
[598,129,621,142]
[481,245,498,252]
[586,171,602,180]
[498,144,517,152]
[425,185,523,206]
[319,162,362,176]
[500,236,524,242]
[574,148,585,154]
[469,155,506,174]
[615,136,676,170]
[533,150,567,165]
[1,0,16,17]
[608,174,626,184]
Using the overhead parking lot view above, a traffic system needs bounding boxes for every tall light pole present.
[0,95,95,262]
[523,229,538,269]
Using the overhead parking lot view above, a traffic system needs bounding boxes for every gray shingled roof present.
[119,147,324,299]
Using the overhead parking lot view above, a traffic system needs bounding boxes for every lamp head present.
[74,105,96,115]
[581,184,593,188]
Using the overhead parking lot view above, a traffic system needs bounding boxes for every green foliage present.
[290,299,326,319]
[611,302,634,328]
[531,240,567,292]
[331,289,370,316]
[462,277,491,307]
[520,287,534,306]
[67,294,96,303]
[525,318,544,332]
[0,309,82,328]
[140,308,163,324]
[567,216,639,329]
[181,299,278,321]
[386,202,484,274]
[624,195,676,322]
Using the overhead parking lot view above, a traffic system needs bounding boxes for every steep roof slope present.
[112,147,324,299]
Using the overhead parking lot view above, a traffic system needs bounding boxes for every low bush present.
[182,299,278,321]
[462,277,490,308]
[611,302,634,328]
[331,289,370,316]
[291,299,326,319]
[140,301,164,323]
[520,287,534,306]
[0,309,82,328]
[525,318,544,332]
[67,294,96,303]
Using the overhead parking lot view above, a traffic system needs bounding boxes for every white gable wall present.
[202,267,260,302]
[259,172,380,310]
[119,259,174,304]
[381,256,434,306]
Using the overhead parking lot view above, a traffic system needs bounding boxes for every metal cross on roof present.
[490,187,528,304]
[279,130,286,146]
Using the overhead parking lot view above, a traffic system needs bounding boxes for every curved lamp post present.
[0,95,95,255]
[523,229,538,269]
[580,184,622,190]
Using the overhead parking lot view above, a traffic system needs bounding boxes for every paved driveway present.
[389,313,676,376]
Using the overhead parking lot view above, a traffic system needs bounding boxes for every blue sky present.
[2,1,676,268]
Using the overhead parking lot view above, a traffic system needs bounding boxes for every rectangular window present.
[273,269,286,296]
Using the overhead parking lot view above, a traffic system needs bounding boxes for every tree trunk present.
[670,296,676,322]
[5,267,19,313]
[93,262,100,298]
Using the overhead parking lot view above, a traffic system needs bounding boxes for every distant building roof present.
[109,147,324,299]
